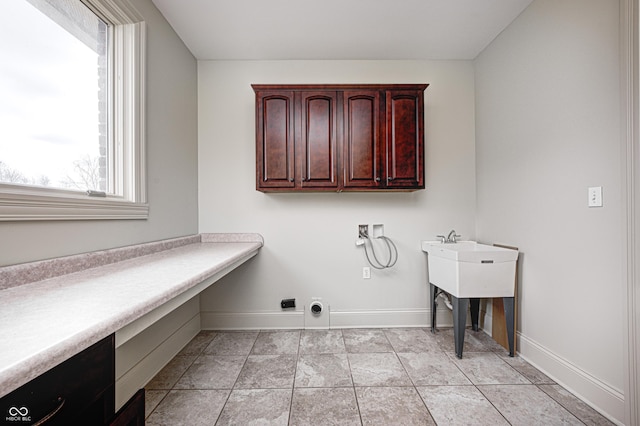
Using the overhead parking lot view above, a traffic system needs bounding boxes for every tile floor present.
[144,328,613,425]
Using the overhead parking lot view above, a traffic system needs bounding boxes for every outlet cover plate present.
[363,266,371,279]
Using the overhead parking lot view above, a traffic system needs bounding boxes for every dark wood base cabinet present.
[253,84,428,192]
[109,389,144,426]
[0,335,144,425]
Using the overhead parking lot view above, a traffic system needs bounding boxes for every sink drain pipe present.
[438,292,454,310]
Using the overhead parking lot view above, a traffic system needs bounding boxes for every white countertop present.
[0,234,263,398]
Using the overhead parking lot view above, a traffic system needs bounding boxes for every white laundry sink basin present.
[421,241,518,298]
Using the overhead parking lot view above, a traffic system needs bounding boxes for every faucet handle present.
[451,234,461,243]
[436,235,446,243]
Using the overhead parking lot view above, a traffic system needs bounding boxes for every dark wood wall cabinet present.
[253,84,428,192]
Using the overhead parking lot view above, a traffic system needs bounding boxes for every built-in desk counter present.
[0,233,263,399]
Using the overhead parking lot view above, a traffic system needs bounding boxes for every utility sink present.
[421,241,518,298]
[422,240,519,358]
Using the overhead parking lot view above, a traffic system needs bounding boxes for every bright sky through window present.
[0,0,106,191]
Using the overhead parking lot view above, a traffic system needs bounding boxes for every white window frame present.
[0,0,147,221]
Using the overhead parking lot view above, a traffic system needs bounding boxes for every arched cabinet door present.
[343,90,383,189]
[385,89,424,189]
[299,91,339,190]
[255,91,295,190]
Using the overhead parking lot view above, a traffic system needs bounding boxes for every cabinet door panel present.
[343,91,382,188]
[256,92,295,189]
[300,92,338,188]
[386,90,424,189]
[0,335,115,426]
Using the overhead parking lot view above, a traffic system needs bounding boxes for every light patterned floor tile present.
[398,351,471,386]
[235,354,297,389]
[418,385,509,426]
[145,389,229,426]
[290,388,360,426]
[217,389,291,425]
[299,330,346,354]
[144,390,167,419]
[343,328,394,353]
[383,328,440,353]
[176,331,217,356]
[145,356,196,390]
[173,355,245,389]
[348,352,412,386]
[538,384,615,426]
[295,353,352,387]
[478,384,584,425]
[434,327,494,353]
[251,330,301,354]
[204,331,258,355]
[356,386,435,425]
[501,356,555,384]
[449,352,531,385]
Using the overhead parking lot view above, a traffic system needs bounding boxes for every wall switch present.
[363,266,371,279]
[372,224,384,238]
[588,186,603,207]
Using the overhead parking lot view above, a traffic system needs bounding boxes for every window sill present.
[0,186,148,221]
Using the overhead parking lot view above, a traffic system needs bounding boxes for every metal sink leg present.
[503,296,515,357]
[452,296,468,359]
[470,298,480,331]
[430,283,438,333]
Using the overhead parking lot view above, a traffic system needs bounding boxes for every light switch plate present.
[588,186,603,207]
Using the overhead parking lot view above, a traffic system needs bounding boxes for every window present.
[0,0,146,220]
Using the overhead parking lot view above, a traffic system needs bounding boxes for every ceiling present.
[150,0,534,61]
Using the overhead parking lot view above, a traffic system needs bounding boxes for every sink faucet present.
[447,230,460,243]
[436,230,461,243]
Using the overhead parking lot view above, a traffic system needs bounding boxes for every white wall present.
[0,0,199,266]
[198,60,476,328]
[474,0,624,421]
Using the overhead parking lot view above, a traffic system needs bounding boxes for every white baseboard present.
[201,310,305,329]
[329,309,429,328]
[201,308,456,330]
[518,333,625,425]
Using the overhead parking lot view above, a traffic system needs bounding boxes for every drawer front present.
[1,335,115,425]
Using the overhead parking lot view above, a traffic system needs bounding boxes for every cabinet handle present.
[375,177,381,182]
[288,177,294,182]
[387,177,394,182]
[33,397,65,426]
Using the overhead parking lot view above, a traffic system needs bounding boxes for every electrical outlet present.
[358,224,369,239]
[281,298,295,309]
[363,266,371,279]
